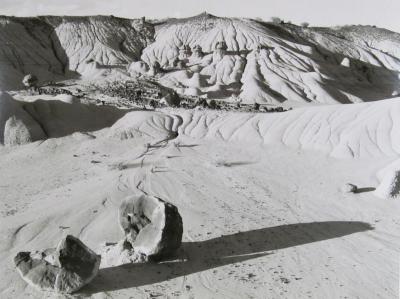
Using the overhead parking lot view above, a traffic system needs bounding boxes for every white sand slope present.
[0,93,400,298]
[174,98,400,159]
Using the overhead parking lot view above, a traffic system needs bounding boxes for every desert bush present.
[270,17,281,24]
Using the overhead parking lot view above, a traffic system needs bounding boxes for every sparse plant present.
[270,17,281,24]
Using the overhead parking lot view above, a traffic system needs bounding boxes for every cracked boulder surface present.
[14,235,101,294]
[375,170,400,199]
[118,195,183,260]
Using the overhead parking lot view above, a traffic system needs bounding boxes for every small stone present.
[340,57,351,67]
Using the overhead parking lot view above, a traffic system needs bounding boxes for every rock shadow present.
[81,221,372,294]
[22,99,138,139]
[355,187,376,194]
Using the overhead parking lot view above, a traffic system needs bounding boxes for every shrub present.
[270,17,281,24]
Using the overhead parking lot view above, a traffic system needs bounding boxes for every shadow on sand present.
[355,187,376,194]
[22,99,140,139]
[81,221,373,294]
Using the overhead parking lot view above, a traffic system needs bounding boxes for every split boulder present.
[14,235,100,294]
[118,195,183,260]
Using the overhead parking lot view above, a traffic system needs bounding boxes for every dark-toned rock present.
[14,235,100,294]
[119,195,183,260]
[164,91,181,107]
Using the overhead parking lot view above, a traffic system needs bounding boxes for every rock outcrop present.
[213,41,228,62]
[192,45,204,59]
[14,235,101,294]
[178,44,192,61]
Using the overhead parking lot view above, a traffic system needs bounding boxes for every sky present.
[1,0,400,33]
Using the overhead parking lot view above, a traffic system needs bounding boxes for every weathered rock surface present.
[4,116,38,146]
[0,92,46,145]
[14,235,100,294]
[118,195,183,260]
[375,170,400,199]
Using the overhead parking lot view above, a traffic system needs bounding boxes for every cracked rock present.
[118,195,183,260]
[14,235,100,294]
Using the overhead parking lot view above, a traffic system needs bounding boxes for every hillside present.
[0,14,400,105]
[0,15,153,88]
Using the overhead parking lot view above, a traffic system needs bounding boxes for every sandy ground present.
[0,108,399,299]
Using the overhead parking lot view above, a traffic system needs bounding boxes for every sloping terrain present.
[1,14,400,105]
[0,92,399,298]
[0,15,153,88]
[141,14,400,104]
[3,92,400,159]
[176,98,400,159]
